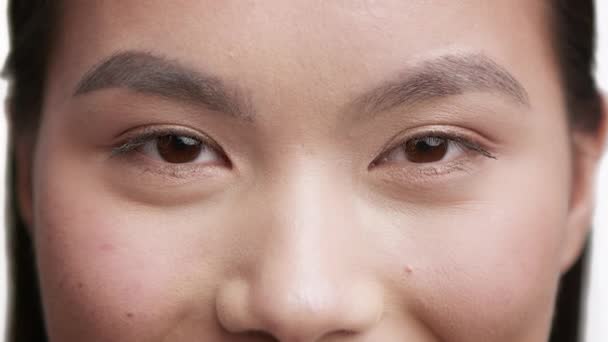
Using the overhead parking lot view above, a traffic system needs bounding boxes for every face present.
[18,1,603,341]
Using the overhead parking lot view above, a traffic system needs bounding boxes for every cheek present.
[399,158,571,340]
[32,166,224,340]
[412,207,564,341]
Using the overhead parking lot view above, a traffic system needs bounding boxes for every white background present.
[0,2,604,341]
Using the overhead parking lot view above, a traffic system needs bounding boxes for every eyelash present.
[370,129,497,177]
[110,126,496,180]
[110,126,229,176]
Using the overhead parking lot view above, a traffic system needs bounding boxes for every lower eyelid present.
[373,145,488,184]
[410,158,471,176]
[126,159,226,183]
[140,163,219,179]
[377,159,477,187]
[416,159,474,176]
[109,146,225,180]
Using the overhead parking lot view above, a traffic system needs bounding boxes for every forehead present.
[49,0,557,116]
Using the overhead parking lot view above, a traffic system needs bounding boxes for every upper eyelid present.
[389,130,483,152]
[371,129,496,168]
[110,125,497,173]
[111,126,224,156]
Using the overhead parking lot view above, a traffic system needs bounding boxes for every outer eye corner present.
[368,152,388,170]
[216,149,234,169]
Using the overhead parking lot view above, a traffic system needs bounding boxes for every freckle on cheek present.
[403,265,414,275]
[99,243,115,252]
[126,312,134,319]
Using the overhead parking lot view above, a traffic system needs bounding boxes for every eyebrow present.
[74,51,255,122]
[74,50,529,124]
[348,53,530,117]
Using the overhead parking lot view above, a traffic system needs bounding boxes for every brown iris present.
[156,135,203,163]
[404,136,448,163]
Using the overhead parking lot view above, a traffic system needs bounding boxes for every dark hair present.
[2,1,602,341]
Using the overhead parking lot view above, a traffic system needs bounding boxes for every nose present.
[217,275,382,341]
[215,166,383,341]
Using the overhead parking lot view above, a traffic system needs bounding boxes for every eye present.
[140,135,218,164]
[112,127,230,168]
[382,135,465,165]
[401,136,451,163]
[371,131,496,169]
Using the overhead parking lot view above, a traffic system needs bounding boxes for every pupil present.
[156,135,203,163]
[405,137,448,163]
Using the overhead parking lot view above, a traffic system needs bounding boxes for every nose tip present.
[216,278,382,341]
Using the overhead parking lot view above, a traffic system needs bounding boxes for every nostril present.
[324,329,358,339]
[241,330,279,341]
[217,269,384,341]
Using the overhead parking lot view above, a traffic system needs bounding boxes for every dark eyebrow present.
[74,50,255,122]
[349,53,530,117]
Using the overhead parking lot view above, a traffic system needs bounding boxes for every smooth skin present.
[15,1,607,341]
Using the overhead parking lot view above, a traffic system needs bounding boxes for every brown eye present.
[371,134,466,168]
[370,131,496,174]
[156,135,203,163]
[139,134,224,165]
[404,136,448,163]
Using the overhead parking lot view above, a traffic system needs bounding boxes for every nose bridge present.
[265,155,353,267]
[217,158,383,341]
[255,159,355,338]
[275,157,346,248]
